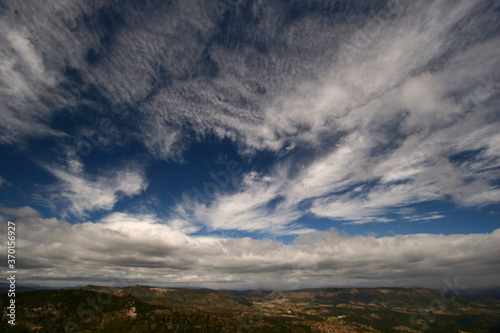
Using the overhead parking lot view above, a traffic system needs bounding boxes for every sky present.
[0,0,499,290]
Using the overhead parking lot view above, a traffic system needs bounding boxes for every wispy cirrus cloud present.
[0,175,7,188]
[0,27,68,145]
[44,158,148,217]
[1,0,499,230]
[147,0,498,232]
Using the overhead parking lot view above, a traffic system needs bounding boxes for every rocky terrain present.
[1,286,500,332]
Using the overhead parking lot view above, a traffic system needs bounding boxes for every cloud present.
[310,182,441,224]
[178,169,304,233]
[397,210,446,223]
[158,0,500,229]
[0,176,6,188]
[1,206,498,289]
[1,1,499,234]
[0,10,72,145]
[0,1,479,151]
[44,158,148,217]
[2,0,498,158]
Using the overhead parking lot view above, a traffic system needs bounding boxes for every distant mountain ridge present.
[4,283,500,299]
[2,285,500,332]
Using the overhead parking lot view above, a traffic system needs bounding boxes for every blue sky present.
[0,0,499,290]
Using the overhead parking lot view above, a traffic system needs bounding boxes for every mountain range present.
[2,285,500,332]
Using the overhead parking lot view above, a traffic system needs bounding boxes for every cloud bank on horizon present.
[0,0,499,289]
[0,206,499,290]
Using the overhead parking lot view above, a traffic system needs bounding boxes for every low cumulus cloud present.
[1,206,499,289]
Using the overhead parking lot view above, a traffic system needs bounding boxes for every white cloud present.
[0,21,69,145]
[45,158,148,217]
[171,0,498,228]
[1,0,499,238]
[310,182,441,224]
[178,108,498,230]
[0,206,498,289]
[180,173,302,233]
[2,0,498,160]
